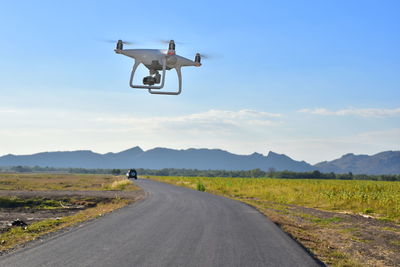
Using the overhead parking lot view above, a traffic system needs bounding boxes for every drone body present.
[114,40,201,95]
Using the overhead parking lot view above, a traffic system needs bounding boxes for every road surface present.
[1,179,320,267]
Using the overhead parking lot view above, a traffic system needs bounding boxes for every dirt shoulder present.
[238,197,400,267]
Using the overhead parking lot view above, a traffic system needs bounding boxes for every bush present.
[111,169,121,175]
[197,181,206,192]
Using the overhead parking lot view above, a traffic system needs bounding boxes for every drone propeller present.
[158,39,185,45]
[196,53,216,60]
[104,39,135,45]
[105,39,137,50]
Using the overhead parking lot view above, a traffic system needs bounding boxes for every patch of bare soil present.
[0,190,144,233]
[0,190,143,199]
[238,198,400,267]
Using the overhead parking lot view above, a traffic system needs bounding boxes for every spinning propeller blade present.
[158,39,185,45]
[196,53,215,59]
[103,39,136,45]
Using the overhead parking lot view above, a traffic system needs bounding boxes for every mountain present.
[315,151,400,175]
[0,147,314,172]
[1,147,398,174]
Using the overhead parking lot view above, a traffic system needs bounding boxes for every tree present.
[111,169,121,175]
[250,168,264,178]
[267,167,276,177]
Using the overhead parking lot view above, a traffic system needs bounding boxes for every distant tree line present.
[0,166,399,181]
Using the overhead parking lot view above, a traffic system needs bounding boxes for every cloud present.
[0,108,20,114]
[96,109,283,134]
[297,107,400,118]
[357,128,400,145]
[0,108,284,156]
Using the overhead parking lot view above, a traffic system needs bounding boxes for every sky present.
[0,0,399,164]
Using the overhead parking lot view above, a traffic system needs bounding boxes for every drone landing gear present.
[129,59,182,95]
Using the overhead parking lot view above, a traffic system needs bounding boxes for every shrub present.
[197,181,206,192]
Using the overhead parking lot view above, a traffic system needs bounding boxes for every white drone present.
[114,40,202,95]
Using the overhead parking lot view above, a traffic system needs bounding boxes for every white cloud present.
[0,108,283,156]
[357,128,400,145]
[0,108,20,114]
[298,107,400,118]
[96,109,283,134]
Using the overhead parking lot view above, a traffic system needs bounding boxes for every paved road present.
[1,179,320,267]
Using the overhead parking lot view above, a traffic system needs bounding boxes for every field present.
[0,173,142,252]
[0,173,137,191]
[150,176,400,266]
[151,177,400,221]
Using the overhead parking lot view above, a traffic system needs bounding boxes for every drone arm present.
[148,66,182,95]
[129,58,167,89]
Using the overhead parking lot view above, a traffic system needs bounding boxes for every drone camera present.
[143,76,156,85]
[143,73,161,85]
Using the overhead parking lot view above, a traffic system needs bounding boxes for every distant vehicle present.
[110,39,203,95]
[126,169,137,179]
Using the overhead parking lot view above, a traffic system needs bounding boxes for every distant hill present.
[0,147,314,172]
[1,147,398,174]
[315,151,400,175]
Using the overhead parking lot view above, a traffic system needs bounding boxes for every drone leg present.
[148,67,182,95]
[177,67,182,90]
[129,60,141,89]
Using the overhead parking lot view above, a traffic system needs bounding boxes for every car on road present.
[126,169,137,179]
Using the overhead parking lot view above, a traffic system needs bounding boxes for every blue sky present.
[0,0,399,163]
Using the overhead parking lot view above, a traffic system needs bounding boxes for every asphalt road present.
[1,179,320,267]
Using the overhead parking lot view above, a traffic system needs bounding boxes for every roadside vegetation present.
[0,173,140,253]
[2,166,399,181]
[149,176,400,266]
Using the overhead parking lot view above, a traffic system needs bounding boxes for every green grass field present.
[150,176,400,222]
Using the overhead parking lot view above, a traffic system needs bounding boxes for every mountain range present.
[315,151,400,175]
[0,147,399,175]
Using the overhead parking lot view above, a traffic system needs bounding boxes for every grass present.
[0,173,138,191]
[102,179,135,191]
[390,240,400,246]
[149,176,400,222]
[0,198,131,251]
[0,197,63,209]
[311,216,343,224]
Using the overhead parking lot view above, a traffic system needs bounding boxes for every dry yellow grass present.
[0,173,138,191]
[103,179,134,191]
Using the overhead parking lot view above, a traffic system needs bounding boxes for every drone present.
[114,40,202,95]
